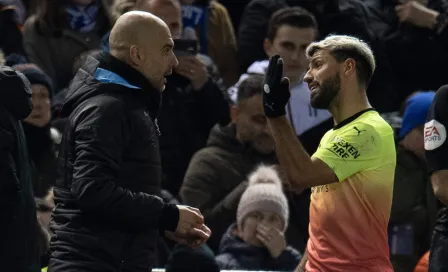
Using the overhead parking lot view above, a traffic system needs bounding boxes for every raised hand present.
[262,55,291,118]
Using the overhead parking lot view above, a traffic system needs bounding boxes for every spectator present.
[181,0,238,86]
[47,12,210,271]
[215,165,301,270]
[228,7,332,155]
[181,74,309,253]
[370,0,448,104]
[237,0,400,112]
[12,63,57,198]
[0,2,26,57]
[0,66,40,271]
[109,0,231,196]
[22,0,113,92]
[390,91,437,272]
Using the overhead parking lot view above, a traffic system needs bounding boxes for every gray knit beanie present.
[237,165,289,231]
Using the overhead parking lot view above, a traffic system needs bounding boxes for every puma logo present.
[264,102,275,111]
[353,126,366,136]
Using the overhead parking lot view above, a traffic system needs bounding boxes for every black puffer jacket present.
[48,52,179,272]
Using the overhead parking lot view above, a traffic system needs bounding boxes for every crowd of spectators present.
[1,0,447,271]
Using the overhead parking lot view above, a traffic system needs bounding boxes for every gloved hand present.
[262,55,291,118]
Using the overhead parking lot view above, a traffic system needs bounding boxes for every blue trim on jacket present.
[94,67,140,89]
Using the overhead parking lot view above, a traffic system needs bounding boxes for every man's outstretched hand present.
[165,205,211,248]
[263,55,291,118]
[165,224,211,249]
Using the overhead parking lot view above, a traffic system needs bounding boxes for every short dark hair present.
[266,7,317,41]
[237,74,265,103]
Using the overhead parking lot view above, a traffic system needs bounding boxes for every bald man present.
[48,11,211,272]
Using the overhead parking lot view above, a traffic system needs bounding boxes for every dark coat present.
[158,54,230,196]
[216,223,301,271]
[48,52,179,272]
[0,67,40,271]
[181,124,310,253]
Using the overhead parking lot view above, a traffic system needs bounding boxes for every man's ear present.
[129,45,143,67]
[263,38,274,57]
[230,105,239,124]
[343,58,356,78]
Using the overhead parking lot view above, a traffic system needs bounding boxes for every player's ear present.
[343,58,356,78]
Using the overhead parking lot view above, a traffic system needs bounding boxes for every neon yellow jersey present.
[306,109,396,272]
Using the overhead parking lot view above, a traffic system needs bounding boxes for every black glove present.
[262,55,290,118]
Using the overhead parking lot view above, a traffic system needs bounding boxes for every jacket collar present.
[93,52,162,119]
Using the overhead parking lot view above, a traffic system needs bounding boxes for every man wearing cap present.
[0,65,41,271]
[390,91,436,272]
[424,85,448,271]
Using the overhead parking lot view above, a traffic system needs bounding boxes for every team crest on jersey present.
[424,119,446,150]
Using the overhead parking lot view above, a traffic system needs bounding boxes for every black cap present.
[0,65,32,119]
[13,64,53,98]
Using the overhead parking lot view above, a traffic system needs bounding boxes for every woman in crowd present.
[22,0,112,92]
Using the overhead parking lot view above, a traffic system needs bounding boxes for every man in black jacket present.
[0,66,40,271]
[48,11,211,272]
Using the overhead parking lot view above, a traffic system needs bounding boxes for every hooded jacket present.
[215,223,301,271]
[0,66,40,271]
[48,52,179,272]
[181,124,310,253]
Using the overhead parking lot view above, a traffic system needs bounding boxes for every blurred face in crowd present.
[237,211,284,247]
[231,94,275,154]
[138,0,183,39]
[264,25,316,85]
[304,49,342,109]
[24,84,51,127]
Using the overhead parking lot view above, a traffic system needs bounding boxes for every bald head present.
[109,11,170,56]
[109,11,178,92]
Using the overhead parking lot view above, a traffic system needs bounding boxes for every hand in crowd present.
[165,205,211,248]
[256,223,286,258]
[395,0,439,29]
[175,56,208,91]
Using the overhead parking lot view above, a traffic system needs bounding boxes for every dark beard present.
[310,74,340,109]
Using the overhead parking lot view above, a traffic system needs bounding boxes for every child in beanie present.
[215,165,301,271]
